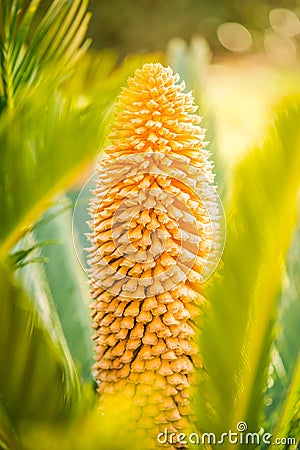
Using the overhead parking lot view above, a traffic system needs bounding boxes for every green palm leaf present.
[0,262,79,426]
[0,400,21,450]
[265,217,300,439]
[0,86,100,257]
[196,96,300,446]
[274,355,300,447]
[0,0,90,111]
[35,202,94,381]
[0,51,156,260]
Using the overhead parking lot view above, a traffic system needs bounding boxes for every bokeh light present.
[264,31,297,64]
[269,8,300,38]
[217,22,252,53]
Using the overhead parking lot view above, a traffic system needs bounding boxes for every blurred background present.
[36,0,300,169]
[87,0,300,62]
[81,0,300,171]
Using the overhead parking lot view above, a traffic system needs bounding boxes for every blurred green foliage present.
[196,96,300,445]
[35,202,94,382]
[85,0,300,58]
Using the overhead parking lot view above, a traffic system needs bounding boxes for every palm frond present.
[0,261,79,430]
[196,96,300,444]
[0,48,157,260]
[9,239,56,268]
[0,400,21,450]
[265,215,300,438]
[274,355,300,447]
[0,88,96,257]
[35,202,94,381]
[0,0,90,112]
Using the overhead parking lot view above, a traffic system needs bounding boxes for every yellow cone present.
[88,63,219,448]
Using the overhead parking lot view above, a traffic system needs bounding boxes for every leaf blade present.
[196,96,300,443]
[0,261,79,426]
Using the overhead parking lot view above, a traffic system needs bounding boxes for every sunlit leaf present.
[0,262,79,428]
[0,0,90,112]
[35,202,94,381]
[265,215,300,437]
[274,355,300,447]
[0,400,21,450]
[196,96,300,445]
[0,49,159,260]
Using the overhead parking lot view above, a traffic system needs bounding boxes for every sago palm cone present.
[87,62,219,448]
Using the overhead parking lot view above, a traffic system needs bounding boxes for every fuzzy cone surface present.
[87,63,220,448]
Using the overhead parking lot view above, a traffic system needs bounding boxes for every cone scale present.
[88,63,219,447]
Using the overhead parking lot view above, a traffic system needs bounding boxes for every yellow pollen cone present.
[88,62,220,448]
